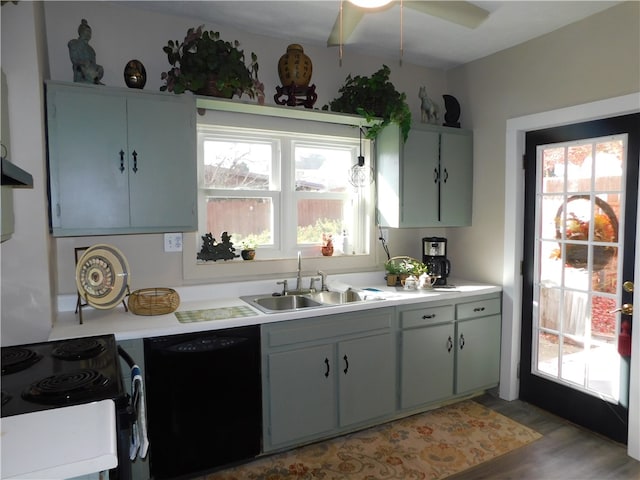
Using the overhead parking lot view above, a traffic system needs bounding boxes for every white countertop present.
[50,273,501,341]
[0,400,117,479]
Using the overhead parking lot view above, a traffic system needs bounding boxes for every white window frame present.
[182,103,381,282]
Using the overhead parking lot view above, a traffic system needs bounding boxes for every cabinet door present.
[402,129,440,226]
[456,314,501,394]
[266,344,336,447]
[47,87,130,232]
[440,130,473,226]
[400,323,455,409]
[338,333,395,427]
[127,96,196,230]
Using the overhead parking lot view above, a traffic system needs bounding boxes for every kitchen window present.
[183,107,376,280]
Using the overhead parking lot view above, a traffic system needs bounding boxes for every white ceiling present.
[127,1,621,70]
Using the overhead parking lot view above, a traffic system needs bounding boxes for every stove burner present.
[1,347,42,375]
[22,369,110,405]
[51,337,106,360]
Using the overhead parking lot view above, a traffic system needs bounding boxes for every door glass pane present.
[534,136,626,402]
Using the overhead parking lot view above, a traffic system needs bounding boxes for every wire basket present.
[554,195,618,271]
[128,288,180,316]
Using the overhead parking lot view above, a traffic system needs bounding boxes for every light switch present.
[164,232,183,252]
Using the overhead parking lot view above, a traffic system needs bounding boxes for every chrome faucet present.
[296,251,303,291]
[317,270,329,291]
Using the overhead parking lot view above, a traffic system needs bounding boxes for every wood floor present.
[448,390,640,479]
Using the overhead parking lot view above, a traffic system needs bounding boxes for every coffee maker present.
[422,237,451,286]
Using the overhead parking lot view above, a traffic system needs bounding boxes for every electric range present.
[1,334,126,418]
[1,334,132,479]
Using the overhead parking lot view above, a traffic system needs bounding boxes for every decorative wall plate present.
[75,244,130,310]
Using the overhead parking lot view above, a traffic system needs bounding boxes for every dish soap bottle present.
[342,230,351,255]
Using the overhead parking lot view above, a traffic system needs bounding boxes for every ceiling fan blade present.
[327,2,366,47]
[404,1,489,29]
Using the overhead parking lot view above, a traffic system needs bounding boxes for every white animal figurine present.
[419,86,439,124]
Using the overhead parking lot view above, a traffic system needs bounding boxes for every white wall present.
[0,1,447,344]
[445,1,640,286]
[1,1,55,346]
[445,1,639,459]
[42,1,451,297]
[1,1,637,344]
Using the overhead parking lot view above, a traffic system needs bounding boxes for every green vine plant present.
[323,65,411,142]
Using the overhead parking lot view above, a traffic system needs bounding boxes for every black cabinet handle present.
[422,314,436,319]
[433,168,439,183]
[119,150,125,173]
[473,307,486,312]
[459,333,465,350]
[324,357,330,378]
[443,168,449,183]
[447,336,453,353]
[343,354,349,374]
[132,150,138,173]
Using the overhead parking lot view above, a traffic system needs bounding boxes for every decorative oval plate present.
[75,244,130,310]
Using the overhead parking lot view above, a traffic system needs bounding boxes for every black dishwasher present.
[143,325,261,479]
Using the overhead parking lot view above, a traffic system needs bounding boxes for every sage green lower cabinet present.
[261,308,395,452]
[399,293,501,411]
[267,344,336,447]
[400,304,456,409]
[455,295,502,394]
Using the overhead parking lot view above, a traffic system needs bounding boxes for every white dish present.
[75,244,130,310]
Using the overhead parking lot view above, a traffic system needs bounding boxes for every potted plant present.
[322,65,411,141]
[240,240,257,261]
[160,25,263,100]
[321,233,334,256]
[384,256,425,286]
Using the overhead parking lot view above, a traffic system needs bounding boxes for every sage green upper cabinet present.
[46,81,197,236]
[376,122,473,227]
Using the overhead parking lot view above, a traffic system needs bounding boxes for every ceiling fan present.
[327,0,490,47]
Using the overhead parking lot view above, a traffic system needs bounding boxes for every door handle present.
[610,281,634,315]
[610,304,633,316]
[132,150,138,173]
[343,354,349,374]
[459,333,465,350]
[119,150,125,173]
[446,336,453,353]
[324,357,330,378]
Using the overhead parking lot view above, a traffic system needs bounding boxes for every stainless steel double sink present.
[240,290,380,314]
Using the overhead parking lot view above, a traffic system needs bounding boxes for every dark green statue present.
[68,19,104,84]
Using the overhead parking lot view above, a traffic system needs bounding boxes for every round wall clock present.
[75,244,130,310]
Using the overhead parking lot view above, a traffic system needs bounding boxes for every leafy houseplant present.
[160,25,262,99]
[384,256,426,286]
[322,65,411,141]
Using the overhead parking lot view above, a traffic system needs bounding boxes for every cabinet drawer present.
[456,297,501,320]
[265,309,393,348]
[400,305,454,328]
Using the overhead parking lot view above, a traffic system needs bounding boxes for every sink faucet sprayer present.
[296,251,303,291]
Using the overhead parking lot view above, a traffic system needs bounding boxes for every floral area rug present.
[203,400,542,480]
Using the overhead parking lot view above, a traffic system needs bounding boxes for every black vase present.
[124,60,146,89]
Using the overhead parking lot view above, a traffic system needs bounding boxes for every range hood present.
[1,157,33,187]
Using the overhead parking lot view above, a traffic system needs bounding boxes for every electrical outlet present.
[164,233,183,252]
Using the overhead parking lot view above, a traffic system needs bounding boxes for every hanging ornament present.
[348,127,374,188]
